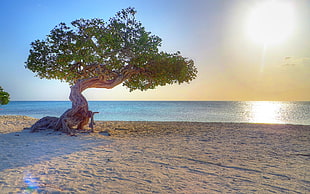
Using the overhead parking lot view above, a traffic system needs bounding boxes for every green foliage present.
[0,86,10,105]
[25,7,197,91]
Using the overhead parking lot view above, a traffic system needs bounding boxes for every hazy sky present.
[1,0,309,101]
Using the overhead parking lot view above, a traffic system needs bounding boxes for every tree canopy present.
[0,86,10,105]
[25,7,197,91]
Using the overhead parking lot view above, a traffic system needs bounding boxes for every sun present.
[247,1,295,45]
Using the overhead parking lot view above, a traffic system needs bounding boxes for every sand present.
[0,115,309,193]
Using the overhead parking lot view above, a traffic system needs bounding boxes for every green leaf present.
[0,86,10,105]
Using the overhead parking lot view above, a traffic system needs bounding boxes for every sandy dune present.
[0,115,309,193]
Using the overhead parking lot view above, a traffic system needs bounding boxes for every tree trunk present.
[55,79,92,134]
[29,76,125,134]
[29,80,90,134]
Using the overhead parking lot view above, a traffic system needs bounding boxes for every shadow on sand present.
[0,129,112,172]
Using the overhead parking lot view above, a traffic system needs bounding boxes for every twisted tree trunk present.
[30,76,125,134]
[54,79,92,134]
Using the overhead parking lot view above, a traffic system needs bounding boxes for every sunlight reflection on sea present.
[244,101,295,124]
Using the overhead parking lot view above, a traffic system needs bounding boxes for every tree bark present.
[55,79,91,134]
[30,76,125,134]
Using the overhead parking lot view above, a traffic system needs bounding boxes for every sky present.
[0,0,309,101]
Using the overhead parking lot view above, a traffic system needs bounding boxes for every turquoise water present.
[0,101,309,125]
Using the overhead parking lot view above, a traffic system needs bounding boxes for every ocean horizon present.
[1,101,309,125]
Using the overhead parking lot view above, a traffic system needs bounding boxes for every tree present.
[0,86,10,105]
[26,7,197,134]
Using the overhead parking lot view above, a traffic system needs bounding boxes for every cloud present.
[282,56,310,67]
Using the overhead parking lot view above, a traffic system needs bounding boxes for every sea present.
[0,101,309,125]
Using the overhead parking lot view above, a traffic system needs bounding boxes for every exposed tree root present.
[29,110,98,135]
[29,116,59,132]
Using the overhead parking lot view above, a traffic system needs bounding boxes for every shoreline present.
[1,115,309,131]
[0,115,309,193]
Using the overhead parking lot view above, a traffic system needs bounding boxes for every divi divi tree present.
[26,8,197,134]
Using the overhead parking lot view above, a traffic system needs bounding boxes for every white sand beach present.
[0,115,309,193]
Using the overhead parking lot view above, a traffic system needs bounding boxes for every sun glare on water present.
[248,101,283,124]
[247,1,295,45]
